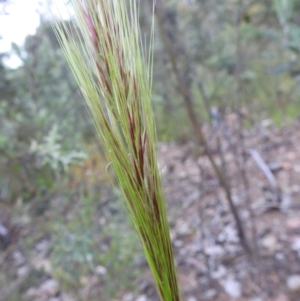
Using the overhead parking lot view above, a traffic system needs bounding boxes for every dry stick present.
[249,149,281,203]
[153,0,252,256]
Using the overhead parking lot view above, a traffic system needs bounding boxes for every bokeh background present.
[1,0,300,300]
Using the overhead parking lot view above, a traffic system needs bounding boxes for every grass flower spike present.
[52,0,181,300]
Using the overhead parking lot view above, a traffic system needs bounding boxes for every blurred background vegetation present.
[1,0,300,300]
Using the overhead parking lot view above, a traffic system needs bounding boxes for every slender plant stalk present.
[152,0,252,256]
[52,1,181,300]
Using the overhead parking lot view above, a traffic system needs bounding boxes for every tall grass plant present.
[52,1,181,300]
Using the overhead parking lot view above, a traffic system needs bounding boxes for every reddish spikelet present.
[80,1,99,49]
[96,62,113,95]
[55,1,182,300]
[80,1,114,96]
[127,107,144,188]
